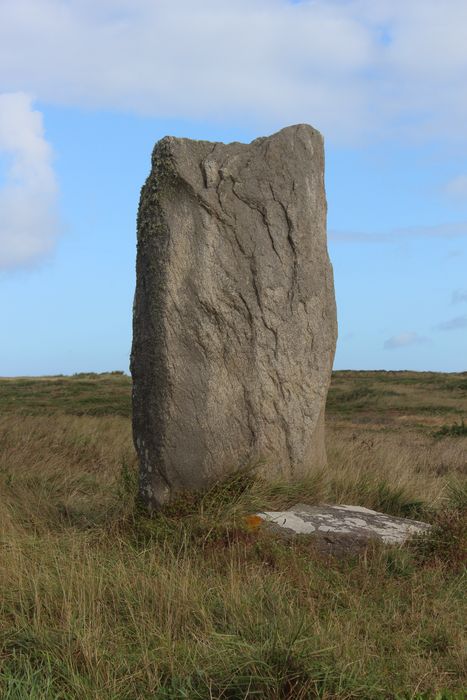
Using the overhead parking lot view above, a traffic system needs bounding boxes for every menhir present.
[131,124,337,510]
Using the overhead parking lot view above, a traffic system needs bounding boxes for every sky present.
[1,0,466,375]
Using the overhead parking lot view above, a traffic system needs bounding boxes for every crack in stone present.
[230,181,283,263]
[269,183,298,307]
[251,270,278,358]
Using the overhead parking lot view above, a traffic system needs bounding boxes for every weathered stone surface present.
[257,504,431,553]
[131,124,337,510]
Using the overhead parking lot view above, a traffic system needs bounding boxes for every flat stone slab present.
[257,503,431,548]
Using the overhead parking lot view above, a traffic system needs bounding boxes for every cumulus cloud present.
[0,1,466,142]
[435,315,467,331]
[0,92,60,268]
[384,332,428,350]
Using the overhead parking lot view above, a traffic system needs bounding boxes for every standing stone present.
[131,124,337,510]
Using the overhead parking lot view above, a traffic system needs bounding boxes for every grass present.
[327,370,467,423]
[0,372,131,417]
[433,419,467,438]
[0,371,465,698]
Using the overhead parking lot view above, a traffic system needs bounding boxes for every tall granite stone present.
[131,124,337,510]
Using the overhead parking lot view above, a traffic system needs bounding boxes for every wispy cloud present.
[446,250,463,259]
[435,315,467,331]
[0,1,466,143]
[384,332,429,350]
[444,174,467,202]
[0,92,61,269]
[452,289,467,304]
[330,222,467,243]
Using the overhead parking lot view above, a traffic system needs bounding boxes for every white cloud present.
[435,315,467,332]
[0,92,60,268]
[0,1,466,142]
[384,332,428,350]
[330,221,467,243]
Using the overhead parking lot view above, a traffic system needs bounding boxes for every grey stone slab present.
[258,503,431,545]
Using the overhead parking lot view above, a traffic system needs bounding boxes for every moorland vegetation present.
[0,371,465,698]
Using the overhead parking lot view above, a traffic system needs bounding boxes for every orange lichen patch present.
[244,514,263,530]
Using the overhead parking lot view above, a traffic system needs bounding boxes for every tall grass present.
[0,373,465,698]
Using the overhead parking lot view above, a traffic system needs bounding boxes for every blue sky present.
[1,0,466,375]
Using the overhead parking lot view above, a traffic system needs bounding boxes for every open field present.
[0,371,465,699]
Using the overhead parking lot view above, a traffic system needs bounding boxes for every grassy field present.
[0,371,465,699]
